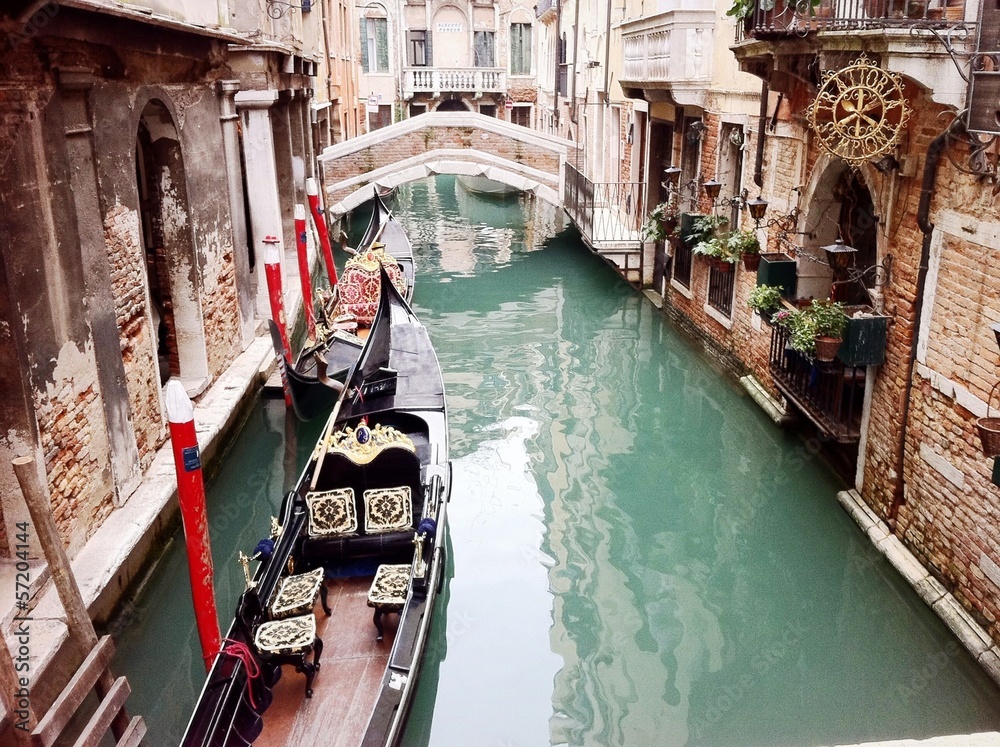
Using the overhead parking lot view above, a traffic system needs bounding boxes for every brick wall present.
[104,203,164,465]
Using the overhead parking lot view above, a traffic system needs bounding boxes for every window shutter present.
[375,18,389,71]
[360,20,370,72]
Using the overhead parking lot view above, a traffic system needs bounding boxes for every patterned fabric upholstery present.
[334,248,406,327]
[254,614,317,656]
[363,486,412,534]
[270,567,325,619]
[307,488,357,537]
[366,564,410,609]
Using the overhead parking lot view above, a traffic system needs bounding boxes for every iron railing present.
[672,239,692,288]
[402,68,506,97]
[707,265,735,317]
[738,0,962,39]
[564,163,644,286]
[768,323,866,442]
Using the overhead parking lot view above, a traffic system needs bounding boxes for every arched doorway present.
[134,99,208,389]
[800,163,880,307]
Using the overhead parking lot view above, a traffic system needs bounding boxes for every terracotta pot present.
[710,258,733,273]
[742,253,761,271]
[814,335,842,362]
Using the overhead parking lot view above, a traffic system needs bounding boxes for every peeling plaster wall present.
[0,14,246,559]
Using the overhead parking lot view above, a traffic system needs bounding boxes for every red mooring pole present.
[263,234,292,406]
[306,177,337,286]
[294,203,317,341]
[165,379,221,672]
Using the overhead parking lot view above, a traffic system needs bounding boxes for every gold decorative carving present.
[806,54,910,170]
[314,422,416,465]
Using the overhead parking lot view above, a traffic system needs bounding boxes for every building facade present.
[0,0,355,563]
[566,0,1000,666]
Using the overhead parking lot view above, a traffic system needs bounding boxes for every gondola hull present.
[281,188,415,421]
[183,266,449,747]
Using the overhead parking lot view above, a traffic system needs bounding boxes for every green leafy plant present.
[641,201,678,243]
[727,228,761,256]
[683,213,728,247]
[747,284,783,317]
[805,299,847,339]
[786,310,818,356]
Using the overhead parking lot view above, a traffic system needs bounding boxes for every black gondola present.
[183,265,450,747]
[280,188,415,421]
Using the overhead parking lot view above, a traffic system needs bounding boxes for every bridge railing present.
[563,164,644,245]
[403,68,507,97]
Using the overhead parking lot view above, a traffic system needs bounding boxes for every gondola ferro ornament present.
[807,54,911,171]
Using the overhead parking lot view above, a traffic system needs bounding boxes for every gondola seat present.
[238,588,324,699]
[366,563,410,641]
[269,567,331,619]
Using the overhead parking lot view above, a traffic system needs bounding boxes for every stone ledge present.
[837,489,1000,689]
[0,334,274,724]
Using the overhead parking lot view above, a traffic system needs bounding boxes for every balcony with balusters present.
[403,68,507,98]
[618,8,716,107]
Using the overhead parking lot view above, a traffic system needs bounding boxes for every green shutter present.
[375,18,389,72]
[360,20,369,72]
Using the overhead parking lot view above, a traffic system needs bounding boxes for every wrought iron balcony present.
[768,323,866,443]
[403,68,506,98]
[619,9,716,107]
[738,0,965,41]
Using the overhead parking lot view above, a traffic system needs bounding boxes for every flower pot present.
[814,335,842,362]
[976,382,1000,458]
[742,253,761,271]
[756,253,797,298]
[837,311,889,366]
[710,258,733,273]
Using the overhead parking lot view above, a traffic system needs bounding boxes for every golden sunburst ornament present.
[807,54,910,170]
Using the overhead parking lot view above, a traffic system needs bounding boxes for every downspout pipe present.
[603,0,611,98]
[554,0,561,130]
[754,80,767,188]
[570,0,581,124]
[886,116,965,531]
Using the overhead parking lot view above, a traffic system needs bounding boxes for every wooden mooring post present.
[11,456,145,746]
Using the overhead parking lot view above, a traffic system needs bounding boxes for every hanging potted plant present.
[747,284,783,322]
[682,213,728,249]
[641,200,679,243]
[728,228,762,271]
[804,299,847,362]
[975,382,1000,458]
[692,234,739,272]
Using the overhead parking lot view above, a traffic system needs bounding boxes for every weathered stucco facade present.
[0,1,343,566]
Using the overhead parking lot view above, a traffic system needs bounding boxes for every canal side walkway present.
[0,331,278,730]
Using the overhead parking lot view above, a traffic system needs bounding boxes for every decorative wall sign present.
[436,22,463,32]
[806,54,911,170]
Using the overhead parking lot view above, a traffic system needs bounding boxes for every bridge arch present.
[318,112,575,218]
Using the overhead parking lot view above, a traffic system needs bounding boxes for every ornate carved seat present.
[237,588,323,699]
[366,563,410,641]
[270,566,331,619]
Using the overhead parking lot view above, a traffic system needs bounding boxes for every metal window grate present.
[707,265,735,317]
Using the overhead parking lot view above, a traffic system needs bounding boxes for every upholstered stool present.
[270,566,331,619]
[252,613,323,698]
[366,564,410,641]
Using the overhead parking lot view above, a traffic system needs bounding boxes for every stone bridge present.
[318,112,577,218]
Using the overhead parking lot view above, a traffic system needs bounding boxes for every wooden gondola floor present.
[256,575,398,746]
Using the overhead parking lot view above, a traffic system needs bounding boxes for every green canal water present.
[112,175,1000,746]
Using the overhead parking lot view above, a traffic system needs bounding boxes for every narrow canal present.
[112,175,1000,746]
